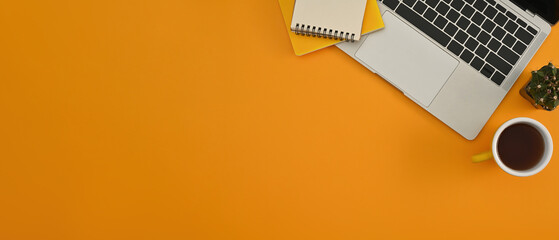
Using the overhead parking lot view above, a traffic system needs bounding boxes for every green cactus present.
[526,62,559,111]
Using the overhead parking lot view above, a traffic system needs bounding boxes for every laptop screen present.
[512,0,559,24]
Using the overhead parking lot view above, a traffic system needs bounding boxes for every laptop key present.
[436,2,451,15]
[487,52,512,75]
[492,26,506,40]
[486,0,496,5]
[450,0,465,11]
[460,49,475,63]
[426,0,438,8]
[492,71,506,85]
[414,1,428,14]
[488,38,502,52]
[457,16,470,30]
[396,4,451,47]
[475,45,489,59]
[403,0,417,7]
[447,9,460,22]
[496,3,506,13]
[467,24,481,38]
[461,5,475,18]
[494,13,507,25]
[447,40,464,56]
[455,30,468,43]
[472,12,485,26]
[503,33,516,48]
[481,20,496,33]
[483,6,498,20]
[516,18,527,28]
[464,0,475,4]
[424,8,438,22]
[505,11,517,21]
[512,41,527,55]
[477,31,490,44]
[481,64,495,78]
[444,23,459,36]
[465,37,479,51]
[434,15,449,29]
[527,26,538,35]
[383,0,399,10]
[471,56,485,71]
[504,21,519,34]
[473,0,488,12]
[498,46,520,65]
[515,28,534,45]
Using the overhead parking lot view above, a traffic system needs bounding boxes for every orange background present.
[1,1,559,239]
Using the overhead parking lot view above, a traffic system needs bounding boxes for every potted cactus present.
[520,62,558,111]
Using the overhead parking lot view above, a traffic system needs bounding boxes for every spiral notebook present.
[278,0,384,56]
[291,0,368,41]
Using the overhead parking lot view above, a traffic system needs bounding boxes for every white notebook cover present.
[290,0,368,41]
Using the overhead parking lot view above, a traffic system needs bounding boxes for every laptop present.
[337,0,558,140]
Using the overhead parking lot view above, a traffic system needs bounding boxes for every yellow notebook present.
[279,0,384,56]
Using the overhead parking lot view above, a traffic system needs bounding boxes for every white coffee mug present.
[473,117,553,177]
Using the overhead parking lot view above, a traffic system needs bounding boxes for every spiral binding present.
[292,23,356,42]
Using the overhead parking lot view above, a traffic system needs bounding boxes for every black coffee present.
[497,123,545,171]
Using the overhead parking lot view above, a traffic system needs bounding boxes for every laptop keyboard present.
[378,0,539,85]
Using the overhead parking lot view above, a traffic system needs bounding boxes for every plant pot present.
[520,80,555,111]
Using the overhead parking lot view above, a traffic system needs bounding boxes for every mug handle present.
[472,151,493,163]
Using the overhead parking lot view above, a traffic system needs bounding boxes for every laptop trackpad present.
[355,12,458,106]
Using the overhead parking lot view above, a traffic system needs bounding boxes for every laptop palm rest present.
[355,12,459,107]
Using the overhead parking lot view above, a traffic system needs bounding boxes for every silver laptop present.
[338,0,558,140]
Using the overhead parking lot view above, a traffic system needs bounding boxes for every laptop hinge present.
[525,9,535,17]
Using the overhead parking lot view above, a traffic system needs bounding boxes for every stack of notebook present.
[279,0,384,56]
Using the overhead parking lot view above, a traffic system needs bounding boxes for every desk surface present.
[1,1,558,239]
